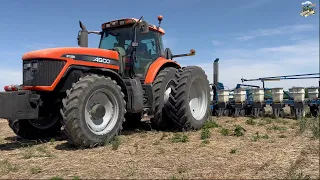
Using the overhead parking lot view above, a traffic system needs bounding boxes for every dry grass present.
[0,117,319,179]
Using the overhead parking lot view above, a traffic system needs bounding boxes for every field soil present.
[0,115,319,179]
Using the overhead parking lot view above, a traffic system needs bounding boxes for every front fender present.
[144,57,180,84]
[56,65,128,99]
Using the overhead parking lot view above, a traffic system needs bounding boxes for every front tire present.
[8,110,62,140]
[60,74,126,147]
[167,66,211,130]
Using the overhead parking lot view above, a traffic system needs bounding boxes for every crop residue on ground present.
[0,116,319,179]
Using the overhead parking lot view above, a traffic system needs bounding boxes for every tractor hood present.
[22,47,119,61]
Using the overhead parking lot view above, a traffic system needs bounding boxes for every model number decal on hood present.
[61,54,119,66]
[93,57,111,64]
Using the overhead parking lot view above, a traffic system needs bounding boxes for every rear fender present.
[144,57,180,84]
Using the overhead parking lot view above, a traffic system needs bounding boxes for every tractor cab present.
[77,16,166,79]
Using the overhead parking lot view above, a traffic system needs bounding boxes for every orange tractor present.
[0,16,211,147]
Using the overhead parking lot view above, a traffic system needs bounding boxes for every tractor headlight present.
[23,63,31,70]
[32,62,38,69]
[23,62,38,70]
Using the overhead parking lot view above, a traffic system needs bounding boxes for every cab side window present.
[135,30,161,76]
[157,33,164,54]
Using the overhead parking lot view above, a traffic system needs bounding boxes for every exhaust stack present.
[214,58,219,86]
[213,58,219,100]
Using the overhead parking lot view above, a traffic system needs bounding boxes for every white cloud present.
[302,1,312,5]
[259,40,319,57]
[237,36,254,41]
[0,68,22,92]
[25,43,56,51]
[0,50,26,58]
[183,39,319,90]
[163,38,177,48]
[212,40,222,46]
[240,0,274,9]
[236,24,316,41]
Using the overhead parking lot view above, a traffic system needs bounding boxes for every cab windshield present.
[99,26,133,51]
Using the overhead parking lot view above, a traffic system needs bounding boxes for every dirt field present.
[0,116,319,179]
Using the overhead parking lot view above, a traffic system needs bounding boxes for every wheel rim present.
[84,89,119,135]
[164,86,172,104]
[189,79,208,121]
[164,79,175,104]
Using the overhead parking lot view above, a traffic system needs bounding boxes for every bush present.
[203,119,220,129]
[230,149,237,154]
[201,128,211,140]
[233,125,246,137]
[310,118,320,138]
[171,133,189,143]
[299,118,308,133]
[246,119,256,125]
[220,128,229,136]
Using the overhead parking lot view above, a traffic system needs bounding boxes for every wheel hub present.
[84,90,118,135]
[90,104,106,120]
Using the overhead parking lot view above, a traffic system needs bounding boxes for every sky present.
[0,0,319,91]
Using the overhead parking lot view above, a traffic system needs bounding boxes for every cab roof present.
[101,18,165,35]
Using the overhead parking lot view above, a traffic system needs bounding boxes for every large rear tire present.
[167,66,211,130]
[8,109,62,140]
[150,67,178,130]
[60,74,126,147]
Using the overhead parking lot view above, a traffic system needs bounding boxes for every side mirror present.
[164,48,173,59]
[140,20,149,34]
[78,21,88,47]
[77,31,81,46]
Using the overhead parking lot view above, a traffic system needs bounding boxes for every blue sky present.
[0,0,319,90]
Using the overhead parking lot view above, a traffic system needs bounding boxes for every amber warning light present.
[102,19,135,29]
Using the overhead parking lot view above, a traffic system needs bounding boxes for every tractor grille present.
[23,59,66,86]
